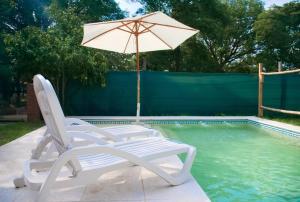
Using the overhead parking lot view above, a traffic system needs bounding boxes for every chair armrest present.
[68,131,108,145]
[65,118,90,126]
[66,125,121,141]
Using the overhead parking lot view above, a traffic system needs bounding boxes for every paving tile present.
[81,167,144,201]
[81,200,143,202]
[141,157,210,202]
[47,187,86,202]
[0,187,16,202]
[0,125,210,202]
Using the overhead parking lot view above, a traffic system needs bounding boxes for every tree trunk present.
[174,47,181,71]
[61,68,65,110]
[15,73,21,107]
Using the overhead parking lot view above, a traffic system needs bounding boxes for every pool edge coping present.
[68,116,300,138]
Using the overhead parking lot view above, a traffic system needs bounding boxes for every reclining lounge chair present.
[14,74,196,202]
[30,74,161,160]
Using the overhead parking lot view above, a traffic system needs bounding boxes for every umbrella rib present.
[121,22,135,32]
[117,27,133,34]
[138,24,155,34]
[140,20,198,31]
[82,21,134,45]
[139,23,173,49]
[136,21,142,33]
[123,32,133,53]
[123,23,137,53]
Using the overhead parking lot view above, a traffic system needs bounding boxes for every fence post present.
[278,61,287,109]
[258,63,264,117]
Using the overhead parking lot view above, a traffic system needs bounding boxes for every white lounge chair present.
[15,74,196,202]
[31,74,161,160]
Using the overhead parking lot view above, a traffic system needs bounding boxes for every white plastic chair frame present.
[30,75,161,160]
[14,75,196,202]
[35,141,195,202]
[14,74,196,202]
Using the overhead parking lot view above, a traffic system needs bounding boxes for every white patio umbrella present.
[81,11,198,121]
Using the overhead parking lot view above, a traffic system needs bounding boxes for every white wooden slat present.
[78,139,186,170]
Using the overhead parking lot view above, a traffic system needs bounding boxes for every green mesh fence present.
[65,71,300,116]
[264,73,300,112]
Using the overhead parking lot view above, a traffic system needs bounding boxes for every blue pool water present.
[150,122,300,202]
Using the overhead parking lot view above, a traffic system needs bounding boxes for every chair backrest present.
[33,75,71,153]
[45,79,66,122]
[34,75,82,174]
[33,75,53,132]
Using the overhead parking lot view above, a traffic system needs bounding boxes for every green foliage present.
[0,64,13,104]
[0,0,51,32]
[1,0,299,106]
[0,0,51,106]
[254,1,300,70]
[138,0,264,72]
[53,0,125,21]
[3,2,131,106]
[0,0,16,32]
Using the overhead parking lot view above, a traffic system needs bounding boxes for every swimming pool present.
[148,121,300,202]
[90,118,300,201]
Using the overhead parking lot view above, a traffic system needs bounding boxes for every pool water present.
[152,123,300,202]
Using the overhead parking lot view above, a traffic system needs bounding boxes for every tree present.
[53,0,125,21]
[138,0,263,72]
[199,0,263,70]
[0,0,52,107]
[254,1,300,70]
[4,2,128,106]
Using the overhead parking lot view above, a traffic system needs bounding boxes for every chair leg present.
[35,169,57,202]
[35,154,75,202]
[36,183,51,202]
[115,147,196,186]
[181,146,196,175]
[41,142,57,160]
[144,147,196,185]
[31,131,52,160]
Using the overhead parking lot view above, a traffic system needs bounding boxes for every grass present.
[263,113,300,126]
[266,117,300,126]
[0,122,43,146]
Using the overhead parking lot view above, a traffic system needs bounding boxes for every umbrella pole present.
[136,32,140,122]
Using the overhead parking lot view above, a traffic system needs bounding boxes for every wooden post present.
[278,61,282,72]
[258,63,264,117]
[278,61,286,109]
[135,21,140,122]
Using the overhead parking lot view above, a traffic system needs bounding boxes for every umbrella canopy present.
[81,11,199,120]
[82,11,198,53]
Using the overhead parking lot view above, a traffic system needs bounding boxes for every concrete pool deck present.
[0,126,210,202]
[1,116,299,202]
